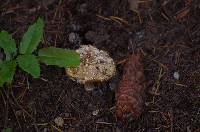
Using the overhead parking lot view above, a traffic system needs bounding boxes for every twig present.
[10,86,39,132]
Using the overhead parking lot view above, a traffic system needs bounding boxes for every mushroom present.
[65,45,116,91]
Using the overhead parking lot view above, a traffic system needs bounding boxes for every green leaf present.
[0,31,16,60]
[2,128,12,132]
[0,60,16,87]
[38,47,80,67]
[17,54,40,78]
[19,18,44,54]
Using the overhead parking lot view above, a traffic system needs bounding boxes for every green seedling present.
[0,18,80,87]
[1,128,12,132]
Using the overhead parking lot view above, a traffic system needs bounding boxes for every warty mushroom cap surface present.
[65,45,116,84]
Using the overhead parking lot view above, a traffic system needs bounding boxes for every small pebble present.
[134,30,145,45]
[71,24,81,32]
[173,72,180,80]
[79,3,87,13]
[68,32,82,46]
[136,30,145,40]
[92,110,99,116]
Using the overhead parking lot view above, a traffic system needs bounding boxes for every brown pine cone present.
[116,53,145,118]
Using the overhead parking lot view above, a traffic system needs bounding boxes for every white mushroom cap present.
[66,45,116,86]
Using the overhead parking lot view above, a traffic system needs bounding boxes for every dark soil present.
[0,0,200,131]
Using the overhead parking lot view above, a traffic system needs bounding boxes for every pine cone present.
[116,54,145,118]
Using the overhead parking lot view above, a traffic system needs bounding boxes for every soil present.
[0,0,200,131]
